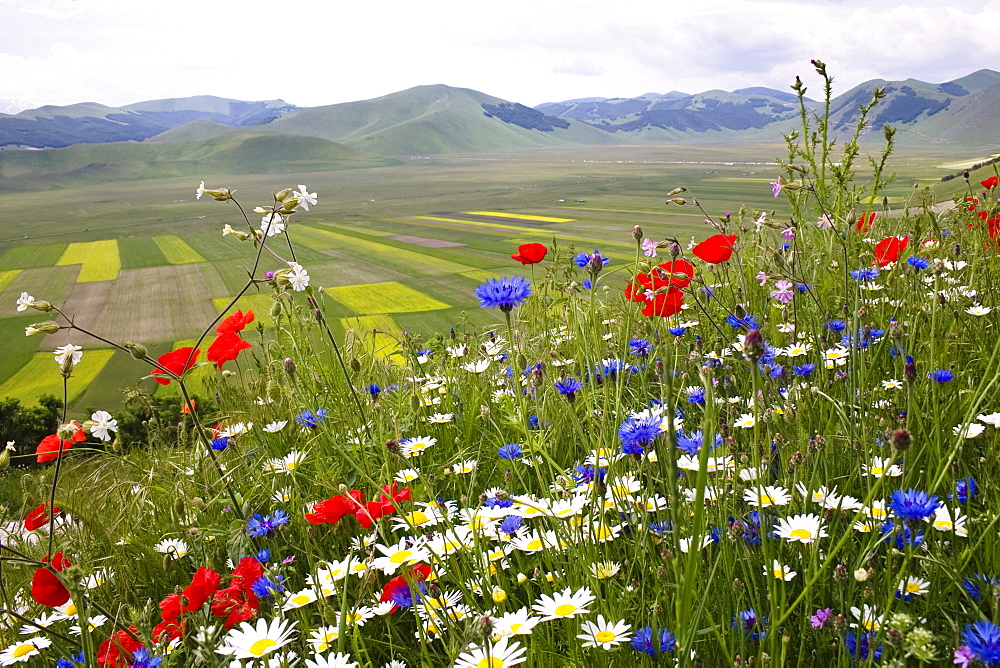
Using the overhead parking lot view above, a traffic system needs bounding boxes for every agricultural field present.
[0,142,979,410]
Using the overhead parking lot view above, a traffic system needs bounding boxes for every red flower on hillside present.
[31,552,72,607]
[216,309,255,334]
[304,489,366,525]
[206,332,252,369]
[855,212,876,233]
[625,260,696,303]
[151,347,200,385]
[510,243,547,265]
[982,176,998,190]
[354,483,411,529]
[155,567,221,641]
[24,502,60,531]
[874,236,909,267]
[692,234,737,264]
[211,557,264,629]
[380,563,433,613]
[35,427,86,464]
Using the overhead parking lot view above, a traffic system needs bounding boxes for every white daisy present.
[577,615,632,649]
[215,617,297,660]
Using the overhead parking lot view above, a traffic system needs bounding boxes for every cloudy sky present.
[1,0,997,110]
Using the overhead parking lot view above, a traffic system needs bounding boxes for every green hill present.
[260,84,618,155]
[0,130,396,192]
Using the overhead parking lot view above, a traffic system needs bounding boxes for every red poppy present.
[211,558,263,629]
[966,196,980,211]
[151,347,200,385]
[216,309,255,334]
[31,552,72,607]
[206,332,252,369]
[24,502,60,531]
[304,489,366,525]
[982,176,998,190]
[874,236,909,267]
[380,563,433,612]
[692,234,737,264]
[855,212,876,233]
[180,400,196,414]
[160,567,221,621]
[642,288,685,318]
[96,627,143,668]
[510,243,547,265]
[354,483,411,528]
[35,428,86,464]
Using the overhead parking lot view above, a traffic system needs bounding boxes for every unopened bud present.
[744,328,765,362]
[283,358,296,375]
[903,356,917,384]
[667,198,687,206]
[350,358,361,373]
[28,300,53,313]
[274,188,292,202]
[124,341,148,360]
[632,225,643,241]
[890,428,911,453]
[25,322,60,336]
[666,187,687,197]
[833,563,848,582]
[204,187,234,202]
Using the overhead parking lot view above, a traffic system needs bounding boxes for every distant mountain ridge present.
[0,96,297,148]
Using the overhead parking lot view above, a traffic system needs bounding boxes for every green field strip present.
[459,269,502,282]
[0,243,68,271]
[0,270,22,293]
[290,226,477,275]
[0,317,42,386]
[306,257,413,288]
[67,350,140,412]
[178,232,247,262]
[118,237,169,270]
[56,240,121,282]
[464,211,575,223]
[153,235,208,264]
[394,307,499,334]
[557,206,697,217]
[308,224,502,270]
[319,221,397,237]
[212,293,279,328]
[340,314,404,363]
[396,216,513,238]
[0,349,114,405]
[0,265,79,312]
[325,281,451,315]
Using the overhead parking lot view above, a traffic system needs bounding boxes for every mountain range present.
[2,69,998,191]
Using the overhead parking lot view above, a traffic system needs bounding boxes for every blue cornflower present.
[881,521,925,549]
[953,477,978,504]
[675,429,721,455]
[389,580,427,609]
[825,319,847,333]
[250,574,285,598]
[702,285,714,299]
[962,620,1000,665]
[927,369,954,383]
[475,276,532,312]
[726,313,759,329]
[906,256,931,270]
[554,377,583,399]
[368,383,381,398]
[841,327,885,350]
[581,279,595,289]
[296,408,327,427]
[572,464,605,486]
[129,648,163,668]
[851,267,880,282]
[845,631,882,661]
[210,436,230,451]
[416,348,433,358]
[962,573,998,600]
[618,414,663,456]
[733,609,767,641]
[686,387,706,404]
[256,548,271,563]
[246,510,290,538]
[669,326,686,336]
[630,626,676,655]
[889,489,940,521]
[793,363,817,377]
[497,443,522,460]
[573,250,610,269]
[484,496,514,510]
[629,338,652,356]
[796,282,810,292]
[728,511,762,546]
[499,515,523,537]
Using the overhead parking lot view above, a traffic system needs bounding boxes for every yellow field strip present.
[558,206,693,217]
[56,240,121,282]
[293,226,477,274]
[464,211,574,223]
[412,215,535,233]
[325,281,450,315]
[0,350,115,405]
[0,270,22,293]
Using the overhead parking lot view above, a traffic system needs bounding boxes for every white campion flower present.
[196,181,205,200]
[287,263,310,291]
[16,292,36,312]
[293,185,318,211]
[89,410,118,442]
[953,422,985,439]
[53,344,82,369]
[260,212,285,237]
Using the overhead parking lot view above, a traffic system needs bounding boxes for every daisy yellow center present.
[285,461,297,470]
[525,539,543,551]
[594,525,614,540]
[409,511,430,525]
[595,630,616,643]
[790,528,812,540]
[64,603,77,616]
[933,520,951,529]
[759,494,775,506]
[509,623,523,633]
[477,658,505,668]
[291,595,311,605]
[773,569,785,578]
[248,638,277,656]
[870,467,884,475]
[870,508,887,518]
[906,583,921,593]
[13,644,36,658]
[348,612,362,623]
[390,550,413,564]
[553,603,577,616]
[863,620,879,631]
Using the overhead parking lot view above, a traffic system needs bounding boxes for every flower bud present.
[903,355,917,384]
[204,187,234,202]
[124,341,148,360]
[283,358,296,375]
[632,225,643,241]
[29,300,53,313]
[25,322,60,336]
[744,328,765,362]
[667,198,687,205]
[890,428,911,453]
[274,188,292,202]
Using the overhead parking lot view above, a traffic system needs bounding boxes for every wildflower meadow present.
[2,63,1000,667]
